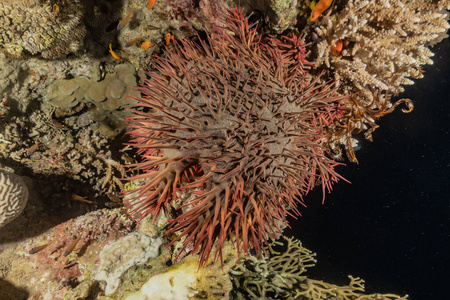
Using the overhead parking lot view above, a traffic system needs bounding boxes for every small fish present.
[51,119,67,129]
[63,261,78,269]
[71,194,94,204]
[26,142,40,156]
[106,192,122,208]
[63,232,83,257]
[121,152,135,163]
[117,11,133,30]
[310,0,334,21]
[331,40,343,56]
[147,24,161,30]
[147,0,157,10]
[140,40,152,50]
[165,33,172,46]
[125,36,143,47]
[29,240,54,254]
[109,43,121,60]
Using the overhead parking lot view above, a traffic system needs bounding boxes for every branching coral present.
[230,237,317,298]
[230,237,408,300]
[124,8,347,266]
[304,0,450,161]
[309,0,450,99]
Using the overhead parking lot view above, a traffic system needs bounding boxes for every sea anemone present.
[124,9,346,266]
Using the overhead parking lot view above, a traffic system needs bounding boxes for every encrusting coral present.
[124,8,347,266]
[45,63,141,126]
[0,169,28,227]
[230,237,408,300]
[0,0,86,58]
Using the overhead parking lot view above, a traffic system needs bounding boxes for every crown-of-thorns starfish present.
[124,8,346,266]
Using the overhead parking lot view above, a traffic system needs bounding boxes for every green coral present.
[230,237,408,300]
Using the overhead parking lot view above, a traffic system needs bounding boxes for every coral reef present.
[0,169,28,227]
[0,0,86,58]
[230,237,408,300]
[0,0,448,298]
[124,8,346,266]
[95,232,163,295]
[303,0,450,161]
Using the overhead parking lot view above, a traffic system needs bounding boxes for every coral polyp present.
[125,9,346,265]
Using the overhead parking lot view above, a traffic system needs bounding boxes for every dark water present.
[288,37,450,299]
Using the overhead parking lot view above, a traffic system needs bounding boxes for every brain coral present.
[0,170,29,228]
[124,9,346,266]
[0,0,85,58]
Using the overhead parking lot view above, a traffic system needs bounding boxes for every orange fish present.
[310,0,334,21]
[331,40,343,56]
[63,231,84,257]
[26,142,40,156]
[165,33,172,46]
[117,11,133,30]
[29,240,54,254]
[147,0,157,9]
[109,43,121,60]
[140,40,152,50]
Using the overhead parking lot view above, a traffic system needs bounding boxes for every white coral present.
[0,170,28,228]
